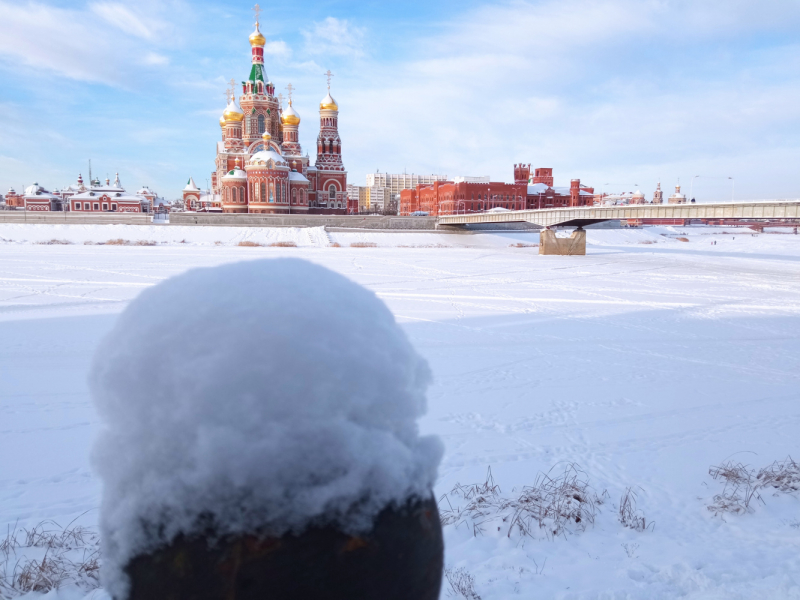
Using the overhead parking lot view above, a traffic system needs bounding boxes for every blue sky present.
[1,0,799,201]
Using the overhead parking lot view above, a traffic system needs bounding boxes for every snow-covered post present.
[91,258,444,600]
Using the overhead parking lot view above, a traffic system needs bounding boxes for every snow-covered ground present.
[1,225,799,599]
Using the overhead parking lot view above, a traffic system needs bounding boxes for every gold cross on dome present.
[277,93,284,109]
[324,70,334,90]
[285,83,294,104]
[252,4,261,25]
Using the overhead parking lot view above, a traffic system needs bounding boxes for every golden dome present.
[223,99,244,123]
[219,113,226,126]
[249,23,266,47]
[281,101,301,126]
[320,91,338,111]
[262,131,272,141]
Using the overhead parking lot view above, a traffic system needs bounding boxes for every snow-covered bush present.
[90,258,443,598]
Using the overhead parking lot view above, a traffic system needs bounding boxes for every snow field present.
[1,226,799,599]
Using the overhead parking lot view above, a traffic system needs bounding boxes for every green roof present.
[248,63,267,83]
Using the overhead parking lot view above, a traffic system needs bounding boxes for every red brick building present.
[400,180,526,216]
[400,164,595,216]
[515,164,595,209]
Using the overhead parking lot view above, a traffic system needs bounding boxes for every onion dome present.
[281,101,301,126]
[223,97,244,123]
[249,23,266,47]
[320,91,338,111]
[219,112,226,126]
[262,131,272,142]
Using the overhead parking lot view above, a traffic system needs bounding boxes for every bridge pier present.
[539,227,586,256]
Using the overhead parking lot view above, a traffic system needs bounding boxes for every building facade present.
[399,164,596,216]
[69,174,152,213]
[400,180,527,216]
[195,16,348,215]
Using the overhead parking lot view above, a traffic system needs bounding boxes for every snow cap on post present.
[91,258,443,598]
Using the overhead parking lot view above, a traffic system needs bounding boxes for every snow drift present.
[90,258,443,598]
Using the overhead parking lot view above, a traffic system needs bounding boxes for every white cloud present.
[90,2,158,40]
[0,0,174,86]
[143,52,170,66]
[302,17,365,58]
[263,40,291,60]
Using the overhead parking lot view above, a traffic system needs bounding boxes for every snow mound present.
[90,258,443,597]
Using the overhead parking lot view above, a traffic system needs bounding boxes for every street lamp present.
[690,175,700,202]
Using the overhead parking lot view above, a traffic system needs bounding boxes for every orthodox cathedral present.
[185,11,348,214]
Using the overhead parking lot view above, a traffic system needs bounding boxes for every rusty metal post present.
[123,496,443,600]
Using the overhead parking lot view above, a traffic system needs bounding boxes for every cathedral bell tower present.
[240,6,281,146]
[314,71,347,211]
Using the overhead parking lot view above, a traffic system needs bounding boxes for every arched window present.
[277,182,282,203]
[240,186,245,203]
[292,189,297,204]
[269,182,274,203]
[329,185,336,201]
[260,182,266,202]
[258,114,265,134]
[231,187,237,203]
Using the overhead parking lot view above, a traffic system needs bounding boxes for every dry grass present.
[757,456,800,493]
[0,521,100,597]
[35,239,72,245]
[676,237,690,242]
[444,567,481,599]
[439,464,605,540]
[350,242,377,248]
[329,242,342,248]
[102,239,156,246]
[508,243,538,248]
[237,241,264,247]
[618,487,653,532]
[706,456,800,516]
[269,241,297,247]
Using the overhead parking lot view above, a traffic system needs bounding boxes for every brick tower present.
[313,71,347,210]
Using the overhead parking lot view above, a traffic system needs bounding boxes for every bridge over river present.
[437,201,800,255]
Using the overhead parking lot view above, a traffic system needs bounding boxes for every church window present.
[240,186,245,203]
[232,187,237,203]
[74,203,80,210]
[329,185,336,201]
[258,114,265,134]
[93,203,99,210]
[269,182,274,202]
[277,182,281,203]
[260,182,266,201]
[112,204,117,211]
[292,189,296,204]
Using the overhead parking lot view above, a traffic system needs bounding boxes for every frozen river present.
[1,225,799,599]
